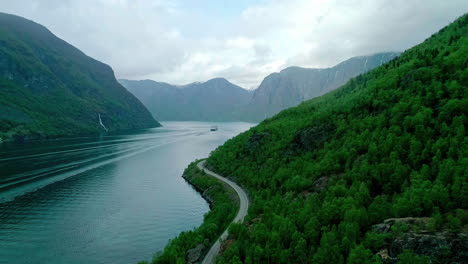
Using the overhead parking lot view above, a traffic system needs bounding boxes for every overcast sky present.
[1,0,467,88]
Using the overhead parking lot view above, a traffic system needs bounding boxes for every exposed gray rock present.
[312,176,329,192]
[373,223,391,233]
[186,243,206,264]
[373,218,468,264]
[384,217,431,226]
[372,217,431,234]
[377,249,394,263]
[387,231,467,264]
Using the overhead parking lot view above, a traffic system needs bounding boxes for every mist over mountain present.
[0,13,160,141]
[119,78,252,121]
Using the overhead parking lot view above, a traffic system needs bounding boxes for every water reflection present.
[0,122,254,264]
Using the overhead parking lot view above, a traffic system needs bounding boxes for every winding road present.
[197,160,249,264]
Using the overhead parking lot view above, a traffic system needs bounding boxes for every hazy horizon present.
[118,51,402,90]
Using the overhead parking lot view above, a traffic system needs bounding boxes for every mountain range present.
[121,52,400,122]
[119,78,251,121]
[0,12,399,140]
[244,52,400,121]
[1,9,466,264]
[0,12,160,141]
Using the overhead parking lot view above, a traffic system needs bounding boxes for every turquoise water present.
[0,122,253,264]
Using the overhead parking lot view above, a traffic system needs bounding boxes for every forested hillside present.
[0,13,160,141]
[203,14,467,263]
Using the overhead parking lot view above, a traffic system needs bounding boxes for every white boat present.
[210,126,218,131]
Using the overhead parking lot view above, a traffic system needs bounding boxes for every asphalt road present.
[197,160,249,264]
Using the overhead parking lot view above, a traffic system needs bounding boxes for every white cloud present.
[226,37,256,49]
[1,0,467,88]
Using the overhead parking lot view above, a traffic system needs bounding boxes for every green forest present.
[153,14,467,263]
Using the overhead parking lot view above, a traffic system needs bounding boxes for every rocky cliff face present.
[121,53,399,123]
[0,12,159,140]
[242,52,400,121]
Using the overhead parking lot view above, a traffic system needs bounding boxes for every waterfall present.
[98,114,108,132]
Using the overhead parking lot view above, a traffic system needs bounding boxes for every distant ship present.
[210,126,218,131]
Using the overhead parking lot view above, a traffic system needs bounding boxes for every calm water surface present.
[0,122,253,264]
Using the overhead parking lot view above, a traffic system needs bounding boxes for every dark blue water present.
[0,122,253,264]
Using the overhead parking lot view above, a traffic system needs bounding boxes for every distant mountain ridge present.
[122,52,399,122]
[244,52,401,121]
[0,13,160,140]
[119,78,252,121]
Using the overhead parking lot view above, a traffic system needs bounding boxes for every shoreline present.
[147,160,240,264]
[182,160,240,209]
[0,124,163,144]
[196,160,250,264]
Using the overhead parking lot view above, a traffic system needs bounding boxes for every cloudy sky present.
[1,0,467,88]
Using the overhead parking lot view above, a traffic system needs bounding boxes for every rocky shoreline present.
[179,161,239,264]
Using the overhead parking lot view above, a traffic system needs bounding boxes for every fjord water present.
[0,122,253,264]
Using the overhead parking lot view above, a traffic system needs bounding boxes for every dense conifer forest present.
[152,14,467,264]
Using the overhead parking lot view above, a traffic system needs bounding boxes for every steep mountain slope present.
[151,14,467,264]
[120,78,252,121]
[0,13,160,141]
[243,52,400,121]
[205,15,467,264]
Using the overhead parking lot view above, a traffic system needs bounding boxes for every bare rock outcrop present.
[372,217,467,264]
[186,244,206,264]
